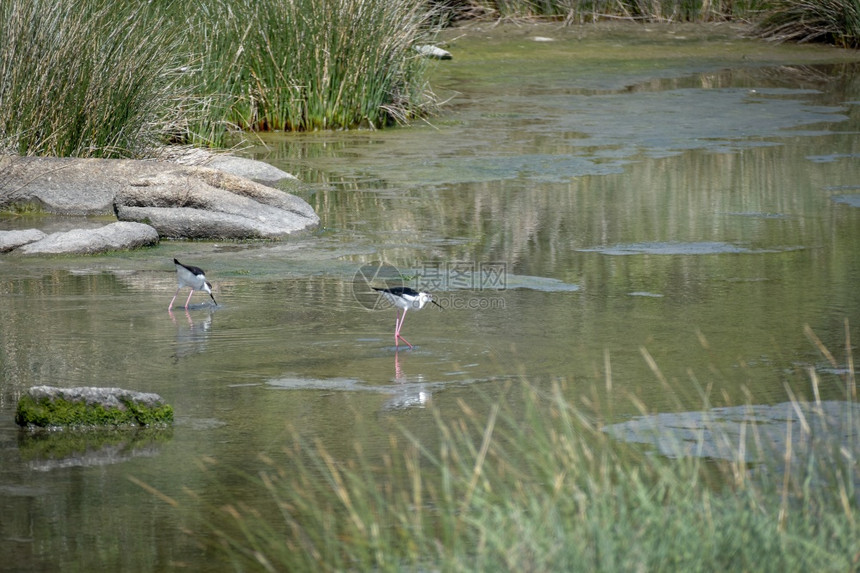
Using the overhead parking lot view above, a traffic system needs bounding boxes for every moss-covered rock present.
[15,386,173,429]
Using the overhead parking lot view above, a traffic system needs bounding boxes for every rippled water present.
[2,23,859,571]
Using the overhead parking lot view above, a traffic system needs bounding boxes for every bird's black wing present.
[174,259,206,276]
[373,286,419,297]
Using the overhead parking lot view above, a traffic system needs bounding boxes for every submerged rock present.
[0,229,46,252]
[604,400,860,464]
[15,386,174,429]
[14,221,158,255]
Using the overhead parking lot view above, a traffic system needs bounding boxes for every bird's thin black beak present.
[431,299,443,309]
[210,294,217,306]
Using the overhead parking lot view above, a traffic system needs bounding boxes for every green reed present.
[0,0,437,157]
[0,0,188,158]
[163,323,857,571]
[185,0,436,139]
[756,0,860,48]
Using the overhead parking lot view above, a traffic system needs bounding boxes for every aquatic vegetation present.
[153,324,857,571]
[0,0,187,158]
[0,201,45,216]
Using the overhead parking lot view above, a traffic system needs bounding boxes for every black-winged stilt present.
[374,286,441,349]
[169,258,216,310]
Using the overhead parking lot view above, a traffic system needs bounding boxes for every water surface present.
[2,22,860,571]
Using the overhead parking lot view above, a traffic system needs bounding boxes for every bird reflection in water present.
[381,350,431,411]
[169,306,215,361]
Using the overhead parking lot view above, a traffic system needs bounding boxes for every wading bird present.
[169,258,216,310]
[374,286,441,349]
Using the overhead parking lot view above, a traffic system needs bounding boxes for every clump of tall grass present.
[187,0,438,140]
[0,0,189,158]
[0,0,439,157]
[756,0,860,48]
[160,323,857,571]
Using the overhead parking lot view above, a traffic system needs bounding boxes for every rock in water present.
[15,386,174,429]
[14,222,158,255]
[0,229,46,253]
[413,44,453,60]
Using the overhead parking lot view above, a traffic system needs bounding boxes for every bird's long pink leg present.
[394,310,400,347]
[184,290,194,309]
[169,288,181,310]
[395,308,413,349]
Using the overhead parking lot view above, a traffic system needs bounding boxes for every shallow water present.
[2,23,860,570]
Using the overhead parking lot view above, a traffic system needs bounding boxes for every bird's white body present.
[374,287,440,348]
[170,258,216,310]
[377,288,435,311]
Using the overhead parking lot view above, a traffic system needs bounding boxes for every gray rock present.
[115,166,318,238]
[204,155,298,186]
[16,385,173,428]
[16,221,158,255]
[0,155,319,245]
[414,44,453,60]
[0,155,129,215]
[0,229,46,252]
[116,206,293,239]
[26,385,167,411]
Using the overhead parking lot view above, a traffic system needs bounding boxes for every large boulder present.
[15,221,158,255]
